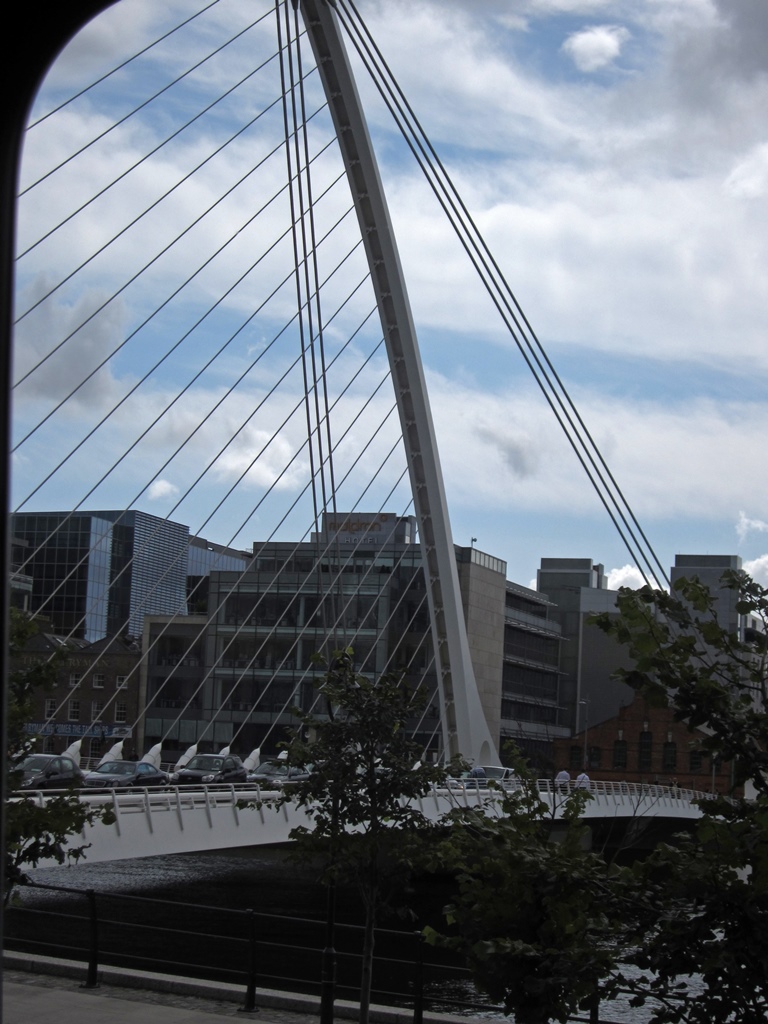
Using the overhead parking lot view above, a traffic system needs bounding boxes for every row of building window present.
[45,698,128,724]
[569,736,720,774]
[67,673,128,688]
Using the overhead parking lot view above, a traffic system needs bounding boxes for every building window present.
[44,698,57,719]
[68,673,81,688]
[92,700,105,719]
[115,702,127,724]
[662,741,677,771]
[638,731,653,772]
[587,746,602,770]
[689,749,704,773]
[116,676,128,689]
[613,739,628,770]
[90,737,104,759]
[93,673,105,689]
[569,745,582,771]
[68,700,80,722]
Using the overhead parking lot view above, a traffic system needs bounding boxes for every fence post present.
[81,889,99,989]
[587,990,600,1024]
[320,876,337,1024]
[241,909,259,1012]
[412,931,424,1024]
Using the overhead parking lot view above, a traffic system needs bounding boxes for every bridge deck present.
[17,780,708,867]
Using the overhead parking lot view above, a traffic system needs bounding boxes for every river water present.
[15,849,689,1023]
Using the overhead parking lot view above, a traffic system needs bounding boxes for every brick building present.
[553,692,733,793]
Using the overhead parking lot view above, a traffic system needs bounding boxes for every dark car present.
[448,766,517,790]
[15,753,85,790]
[170,754,248,787]
[248,760,312,788]
[82,760,170,790]
[481,766,518,787]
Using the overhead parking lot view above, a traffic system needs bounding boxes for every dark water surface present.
[24,845,450,921]
[11,851,684,1021]
[9,847,465,1009]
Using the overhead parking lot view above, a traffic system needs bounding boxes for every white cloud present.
[13,282,125,415]
[146,479,179,501]
[736,511,768,543]
[724,144,768,199]
[429,375,768,527]
[606,564,646,590]
[743,554,768,586]
[561,25,631,73]
[14,0,768,589]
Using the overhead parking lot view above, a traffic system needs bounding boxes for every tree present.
[591,570,768,1023]
[425,570,768,1024]
[274,649,453,1024]
[423,752,639,1024]
[5,609,105,903]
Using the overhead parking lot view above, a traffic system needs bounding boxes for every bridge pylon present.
[299,0,498,766]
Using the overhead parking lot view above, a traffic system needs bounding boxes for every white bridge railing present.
[19,780,708,867]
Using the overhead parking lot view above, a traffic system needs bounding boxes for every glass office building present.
[12,510,192,641]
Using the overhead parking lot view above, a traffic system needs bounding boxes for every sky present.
[12,0,768,593]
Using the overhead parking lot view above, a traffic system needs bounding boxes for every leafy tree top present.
[279,649,453,850]
[591,568,768,794]
[5,610,108,902]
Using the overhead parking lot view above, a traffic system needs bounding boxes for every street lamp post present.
[578,699,589,769]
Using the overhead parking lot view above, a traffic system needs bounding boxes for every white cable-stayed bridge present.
[22,779,707,865]
[4,1,676,859]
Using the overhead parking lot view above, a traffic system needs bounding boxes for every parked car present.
[481,766,519,786]
[15,753,85,790]
[170,754,248,787]
[248,760,312,788]
[447,766,517,790]
[82,760,170,790]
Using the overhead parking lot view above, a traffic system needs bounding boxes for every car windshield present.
[94,761,134,775]
[20,756,51,772]
[185,756,222,771]
[255,762,288,776]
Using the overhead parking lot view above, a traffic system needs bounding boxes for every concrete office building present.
[453,549,566,767]
[140,513,565,767]
[188,512,443,761]
[141,614,210,760]
[671,554,744,634]
[501,582,566,771]
[536,557,635,740]
[544,552,758,784]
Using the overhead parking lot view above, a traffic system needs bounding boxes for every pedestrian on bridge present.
[555,769,570,792]
[576,771,590,790]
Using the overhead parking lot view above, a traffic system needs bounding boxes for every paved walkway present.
[2,957,476,1024]
[3,970,270,1024]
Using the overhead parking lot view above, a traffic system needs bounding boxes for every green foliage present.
[5,610,105,902]
[278,649,452,893]
[424,751,638,1024]
[591,571,768,1022]
[425,572,768,1024]
[592,569,768,792]
[7,608,65,763]
[5,793,105,900]
[272,649,454,1024]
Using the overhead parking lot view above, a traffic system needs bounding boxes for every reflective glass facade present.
[12,510,191,641]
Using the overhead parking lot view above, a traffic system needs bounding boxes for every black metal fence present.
[4,881,494,1019]
[4,881,642,1023]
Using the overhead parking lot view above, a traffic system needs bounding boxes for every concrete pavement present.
[2,955,477,1024]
